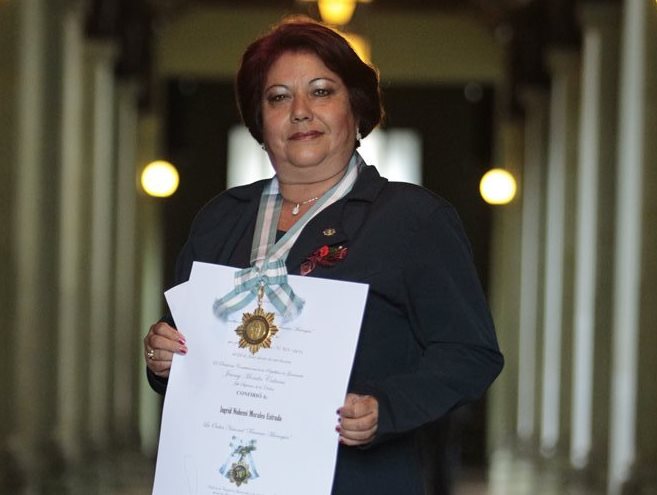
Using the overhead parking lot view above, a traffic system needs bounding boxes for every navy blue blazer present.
[149,165,503,495]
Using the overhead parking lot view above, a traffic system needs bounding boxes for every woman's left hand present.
[337,393,378,446]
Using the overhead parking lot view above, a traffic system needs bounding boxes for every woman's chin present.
[272,147,353,184]
[275,155,326,176]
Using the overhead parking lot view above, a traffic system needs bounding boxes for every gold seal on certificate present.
[236,284,278,354]
[228,460,251,486]
[221,437,259,486]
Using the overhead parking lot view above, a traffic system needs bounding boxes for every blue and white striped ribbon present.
[213,151,365,322]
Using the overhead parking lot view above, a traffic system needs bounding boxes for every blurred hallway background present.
[2,0,657,494]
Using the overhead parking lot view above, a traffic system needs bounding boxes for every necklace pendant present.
[291,203,301,215]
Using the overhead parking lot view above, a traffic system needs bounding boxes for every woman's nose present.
[290,96,312,122]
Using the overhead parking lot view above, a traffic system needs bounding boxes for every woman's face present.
[261,51,358,185]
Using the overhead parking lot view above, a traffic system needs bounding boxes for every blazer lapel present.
[285,165,388,274]
[218,165,387,273]
[285,202,349,273]
[217,180,266,265]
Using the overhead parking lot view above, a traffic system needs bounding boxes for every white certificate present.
[152,262,369,495]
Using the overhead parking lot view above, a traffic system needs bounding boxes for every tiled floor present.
[455,450,605,495]
[5,450,604,495]
[7,453,154,495]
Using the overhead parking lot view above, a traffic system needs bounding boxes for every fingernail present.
[336,408,341,415]
[335,426,341,433]
[180,346,188,354]
[178,338,186,345]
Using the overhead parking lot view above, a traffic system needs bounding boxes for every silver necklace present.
[290,196,319,215]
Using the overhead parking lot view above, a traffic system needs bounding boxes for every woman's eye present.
[267,94,288,103]
[313,88,333,97]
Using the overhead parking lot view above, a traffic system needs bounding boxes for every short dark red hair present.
[235,17,384,144]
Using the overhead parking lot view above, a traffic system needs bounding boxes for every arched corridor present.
[2,1,656,494]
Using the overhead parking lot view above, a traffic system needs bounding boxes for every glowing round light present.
[480,168,517,205]
[318,0,357,26]
[141,160,180,198]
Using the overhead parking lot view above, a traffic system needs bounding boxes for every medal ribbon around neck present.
[213,151,365,322]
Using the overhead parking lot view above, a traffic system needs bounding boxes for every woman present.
[144,17,503,495]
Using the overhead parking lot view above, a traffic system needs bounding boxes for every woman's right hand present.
[143,322,188,378]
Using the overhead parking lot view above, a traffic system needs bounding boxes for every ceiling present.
[87,0,614,113]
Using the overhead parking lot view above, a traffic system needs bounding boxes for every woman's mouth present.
[289,131,322,140]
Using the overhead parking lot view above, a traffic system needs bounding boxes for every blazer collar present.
[342,163,387,202]
[226,178,268,202]
[225,165,386,203]
[223,165,388,272]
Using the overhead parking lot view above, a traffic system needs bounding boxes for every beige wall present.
[156,6,504,83]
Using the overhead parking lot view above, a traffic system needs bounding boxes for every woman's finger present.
[339,394,378,419]
[149,333,187,355]
[148,358,174,377]
[337,394,378,446]
[144,322,188,377]
[147,322,186,346]
[146,348,175,362]
[339,412,377,433]
[144,322,187,354]
[338,422,377,446]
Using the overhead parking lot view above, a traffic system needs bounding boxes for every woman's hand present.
[337,393,378,446]
[143,322,187,378]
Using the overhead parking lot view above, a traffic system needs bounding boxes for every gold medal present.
[236,284,278,354]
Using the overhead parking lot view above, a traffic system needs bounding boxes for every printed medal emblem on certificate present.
[152,262,368,495]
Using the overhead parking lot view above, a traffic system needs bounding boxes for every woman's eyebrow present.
[310,77,338,84]
[264,83,289,92]
[265,76,339,92]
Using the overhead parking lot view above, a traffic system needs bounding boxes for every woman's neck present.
[276,166,348,231]
[277,166,347,204]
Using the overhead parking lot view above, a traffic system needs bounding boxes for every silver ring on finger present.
[147,348,155,360]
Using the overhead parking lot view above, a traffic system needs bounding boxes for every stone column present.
[632,0,657,475]
[569,3,620,486]
[608,1,657,493]
[136,114,166,455]
[516,88,549,451]
[486,117,524,453]
[540,50,580,458]
[0,1,21,487]
[55,4,87,464]
[86,39,118,453]
[9,0,63,484]
[113,80,141,449]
